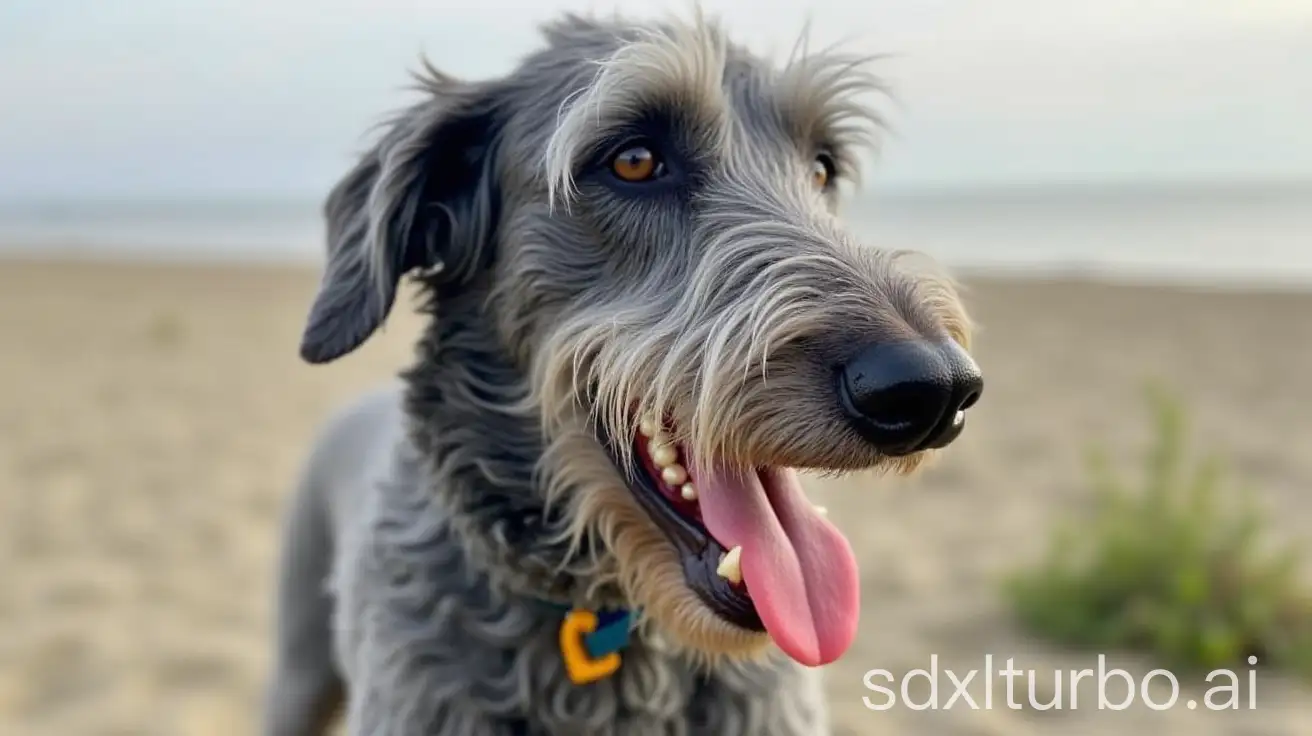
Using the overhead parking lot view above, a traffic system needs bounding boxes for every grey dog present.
[263,11,983,736]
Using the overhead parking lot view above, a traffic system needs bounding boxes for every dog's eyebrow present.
[544,21,732,206]
[773,49,888,185]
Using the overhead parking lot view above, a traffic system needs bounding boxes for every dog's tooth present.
[649,441,678,468]
[661,463,688,486]
[953,410,965,424]
[680,482,698,501]
[716,546,743,584]
[814,505,828,517]
[638,417,659,437]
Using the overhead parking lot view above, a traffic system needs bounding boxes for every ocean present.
[1,183,1309,288]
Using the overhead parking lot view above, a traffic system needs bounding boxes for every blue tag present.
[583,610,633,659]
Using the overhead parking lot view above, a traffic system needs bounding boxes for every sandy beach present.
[2,257,1310,736]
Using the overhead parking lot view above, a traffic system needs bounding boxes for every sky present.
[0,0,1309,201]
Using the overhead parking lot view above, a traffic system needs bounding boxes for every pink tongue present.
[693,464,860,667]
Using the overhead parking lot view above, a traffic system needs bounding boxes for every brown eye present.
[611,145,661,182]
[811,154,835,190]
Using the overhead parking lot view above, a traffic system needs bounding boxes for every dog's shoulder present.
[301,382,406,513]
[308,383,407,468]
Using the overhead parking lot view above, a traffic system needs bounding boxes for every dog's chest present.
[337,523,826,735]
[352,604,822,735]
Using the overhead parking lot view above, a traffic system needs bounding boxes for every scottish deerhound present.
[263,12,982,736]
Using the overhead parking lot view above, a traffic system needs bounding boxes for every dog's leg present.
[262,468,345,736]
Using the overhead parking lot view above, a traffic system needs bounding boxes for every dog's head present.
[300,13,981,669]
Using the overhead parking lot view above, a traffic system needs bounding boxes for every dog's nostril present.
[959,390,982,412]
[941,338,984,416]
[837,339,983,455]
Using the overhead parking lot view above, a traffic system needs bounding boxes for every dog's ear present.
[299,78,501,364]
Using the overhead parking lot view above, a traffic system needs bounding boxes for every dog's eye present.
[611,144,666,183]
[811,153,836,190]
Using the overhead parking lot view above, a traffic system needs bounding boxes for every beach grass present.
[1006,385,1312,678]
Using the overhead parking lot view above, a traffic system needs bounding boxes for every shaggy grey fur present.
[262,11,973,736]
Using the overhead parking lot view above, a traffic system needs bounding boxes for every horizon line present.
[1,176,1309,211]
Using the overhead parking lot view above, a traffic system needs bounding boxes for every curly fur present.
[262,10,974,735]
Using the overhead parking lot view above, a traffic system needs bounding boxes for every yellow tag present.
[560,609,622,685]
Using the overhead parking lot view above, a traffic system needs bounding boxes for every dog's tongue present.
[693,463,860,666]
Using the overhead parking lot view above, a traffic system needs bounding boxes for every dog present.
[262,11,982,736]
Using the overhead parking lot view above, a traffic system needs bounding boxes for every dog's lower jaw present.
[611,522,777,669]
[543,427,779,664]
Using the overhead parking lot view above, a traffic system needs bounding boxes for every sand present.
[2,257,1310,736]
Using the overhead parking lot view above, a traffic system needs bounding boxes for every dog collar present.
[544,602,636,685]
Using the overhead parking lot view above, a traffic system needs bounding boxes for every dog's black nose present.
[837,339,983,456]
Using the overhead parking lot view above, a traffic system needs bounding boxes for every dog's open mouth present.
[608,417,861,667]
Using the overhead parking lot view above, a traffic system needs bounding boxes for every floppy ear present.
[299,77,500,364]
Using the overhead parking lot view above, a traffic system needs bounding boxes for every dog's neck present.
[399,282,628,609]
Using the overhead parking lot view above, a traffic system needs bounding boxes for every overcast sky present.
[1,0,1309,201]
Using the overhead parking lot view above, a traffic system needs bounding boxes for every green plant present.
[1006,384,1312,678]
